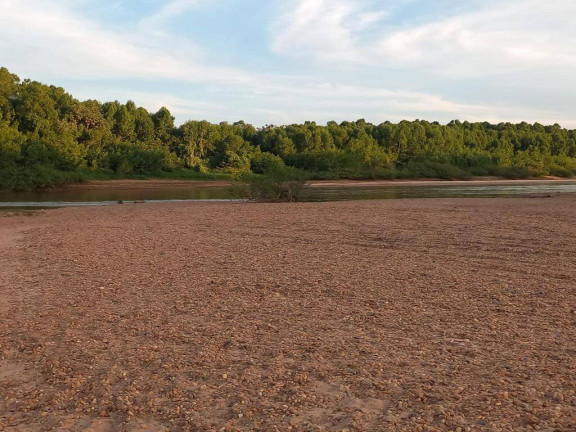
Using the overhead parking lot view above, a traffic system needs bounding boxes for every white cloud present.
[72,78,576,127]
[272,0,576,75]
[1,0,575,128]
[271,0,386,62]
[380,0,576,75]
[0,0,251,84]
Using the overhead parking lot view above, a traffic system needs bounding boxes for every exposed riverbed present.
[1,195,575,430]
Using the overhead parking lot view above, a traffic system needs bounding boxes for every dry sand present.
[1,196,575,431]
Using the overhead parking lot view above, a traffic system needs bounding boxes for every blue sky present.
[1,0,575,127]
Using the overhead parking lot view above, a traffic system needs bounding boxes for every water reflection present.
[308,183,576,201]
[0,186,232,203]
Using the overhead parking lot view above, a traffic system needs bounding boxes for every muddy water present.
[1,181,576,208]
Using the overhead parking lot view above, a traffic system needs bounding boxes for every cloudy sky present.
[1,0,575,126]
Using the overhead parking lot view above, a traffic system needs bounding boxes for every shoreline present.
[58,176,576,190]
[309,176,576,187]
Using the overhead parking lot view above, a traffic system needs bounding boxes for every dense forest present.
[1,67,576,190]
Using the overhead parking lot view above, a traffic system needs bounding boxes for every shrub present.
[366,167,398,180]
[549,164,574,178]
[398,160,471,180]
[250,152,285,174]
[284,150,365,175]
[0,165,86,191]
[490,166,532,179]
[232,166,310,202]
[469,166,491,176]
[96,142,177,175]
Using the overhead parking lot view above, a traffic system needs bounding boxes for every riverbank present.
[1,197,575,430]
[59,176,576,191]
[309,176,576,187]
[63,178,232,190]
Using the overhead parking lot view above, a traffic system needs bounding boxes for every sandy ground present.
[1,196,575,431]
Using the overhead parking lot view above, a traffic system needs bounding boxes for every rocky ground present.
[1,196,575,431]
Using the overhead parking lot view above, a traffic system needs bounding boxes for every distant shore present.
[60,176,576,190]
[309,176,576,187]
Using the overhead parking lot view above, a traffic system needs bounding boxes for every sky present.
[1,0,575,127]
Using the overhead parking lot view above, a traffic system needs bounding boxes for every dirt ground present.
[1,196,575,431]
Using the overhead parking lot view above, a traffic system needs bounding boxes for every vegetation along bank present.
[2,67,576,190]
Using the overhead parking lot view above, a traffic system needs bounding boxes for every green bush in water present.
[232,166,310,202]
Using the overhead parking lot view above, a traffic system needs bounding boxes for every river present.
[1,180,576,208]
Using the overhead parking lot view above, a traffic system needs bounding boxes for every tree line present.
[1,67,576,189]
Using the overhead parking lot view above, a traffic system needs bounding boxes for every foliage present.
[250,151,286,174]
[489,166,533,180]
[398,159,472,180]
[0,165,86,191]
[232,166,310,202]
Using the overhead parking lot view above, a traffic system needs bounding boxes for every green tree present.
[134,107,155,143]
[177,120,220,168]
[152,106,175,145]
[210,135,253,171]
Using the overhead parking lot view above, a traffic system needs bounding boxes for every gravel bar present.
[1,196,575,431]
